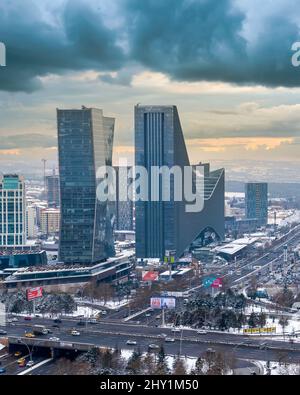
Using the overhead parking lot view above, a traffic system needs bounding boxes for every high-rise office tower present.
[0,174,27,247]
[40,208,60,236]
[245,182,268,226]
[114,166,134,231]
[57,106,115,264]
[46,170,60,208]
[26,205,37,239]
[135,105,224,259]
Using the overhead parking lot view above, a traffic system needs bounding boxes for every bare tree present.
[172,355,187,375]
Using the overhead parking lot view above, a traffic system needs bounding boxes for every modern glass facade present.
[114,166,134,231]
[135,105,225,259]
[0,250,47,270]
[0,174,26,247]
[245,182,268,226]
[46,172,60,208]
[57,107,115,265]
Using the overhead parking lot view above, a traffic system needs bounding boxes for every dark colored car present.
[0,329,7,335]
[24,316,32,321]
[53,319,62,324]
[52,324,60,329]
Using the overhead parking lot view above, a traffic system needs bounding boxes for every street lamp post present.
[179,329,184,357]
[18,338,33,363]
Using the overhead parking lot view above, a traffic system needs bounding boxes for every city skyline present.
[1,1,300,182]
[1,1,300,378]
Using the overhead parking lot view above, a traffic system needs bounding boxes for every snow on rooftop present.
[214,237,258,256]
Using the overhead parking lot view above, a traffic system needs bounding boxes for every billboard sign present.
[211,278,223,288]
[142,271,159,282]
[26,287,43,301]
[150,297,176,310]
[243,327,276,335]
[203,276,217,288]
[203,276,223,289]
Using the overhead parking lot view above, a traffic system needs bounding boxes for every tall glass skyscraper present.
[135,105,225,259]
[0,174,26,247]
[57,107,115,264]
[245,182,268,226]
[46,171,60,208]
[114,166,134,231]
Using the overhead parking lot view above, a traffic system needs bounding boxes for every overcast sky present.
[1,0,300,178]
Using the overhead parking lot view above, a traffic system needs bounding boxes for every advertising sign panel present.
[142,271,159,282]
[150,297,176,309]
[203,276,217,288]
[243,327,276,334]
[26,287,43,301]
[211,278,223,288]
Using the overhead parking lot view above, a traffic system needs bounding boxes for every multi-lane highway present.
[1,226,300,375]
[2,315,300,365]
[229,225,300,287]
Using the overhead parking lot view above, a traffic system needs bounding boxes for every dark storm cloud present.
[1,0,300,92]
[124,0,300,87]
[0,0,125,92]
[0,134,56,149]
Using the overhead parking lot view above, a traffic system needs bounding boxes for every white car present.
[126,340,137,346]
[171,328,181,333]
[12,318,19,322]
[49,337,60,342]
[165,337,175,343]
[148,344,160,350]
[197,330,207,335]
[26,360,35,367]
[71,330,81,336]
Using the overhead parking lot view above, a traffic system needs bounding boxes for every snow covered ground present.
[75,297,130,310]
[258,360,300,375]
[276,210,300,228]
[120,349,197,371]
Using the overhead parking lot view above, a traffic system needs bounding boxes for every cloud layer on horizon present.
[1,0,300,92]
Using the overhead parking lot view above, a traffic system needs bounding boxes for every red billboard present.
[211,278,223,289]
[26,287,43,301]
[142,271,159,282]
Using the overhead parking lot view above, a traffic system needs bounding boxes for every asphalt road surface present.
[2,317,300,364]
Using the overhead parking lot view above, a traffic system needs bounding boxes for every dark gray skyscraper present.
[245,182,268,226]
[46,170,60,208]
[135,105,224,259]
[57,107,115,264]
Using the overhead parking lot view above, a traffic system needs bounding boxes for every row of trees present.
[168,289,251,331]
[47,346,237,376]
[2,291,77,315]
